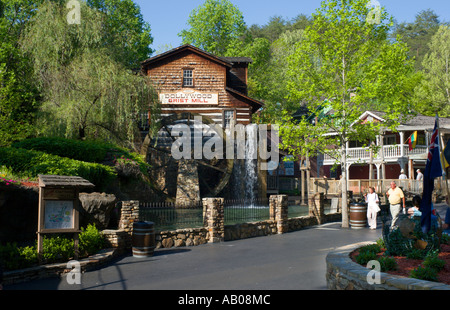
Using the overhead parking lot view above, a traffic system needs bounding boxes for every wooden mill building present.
[141,44,263,128]
[139,45,266,203]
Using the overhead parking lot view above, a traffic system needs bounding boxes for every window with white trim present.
[183,69,193,87]
[223,110,235,128]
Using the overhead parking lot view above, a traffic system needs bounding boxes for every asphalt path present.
[5,221,382,291]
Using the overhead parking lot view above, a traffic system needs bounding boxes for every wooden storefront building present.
[141,44,263,128]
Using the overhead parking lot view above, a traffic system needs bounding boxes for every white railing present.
[309,178,448,196]
[323,145,427,163]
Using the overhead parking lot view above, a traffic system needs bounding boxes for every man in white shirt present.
[386,181,406,229]
[416,169,423,181]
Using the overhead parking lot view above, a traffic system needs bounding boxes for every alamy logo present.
[366,260,381,285]
[66,260,81,285]
[366,0,382,25]
[170,116,279,171]
[66,0,81,25]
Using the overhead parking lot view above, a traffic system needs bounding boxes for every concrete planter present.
[326,242,450,290]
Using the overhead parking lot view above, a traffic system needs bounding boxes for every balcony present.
[323,144,427,165]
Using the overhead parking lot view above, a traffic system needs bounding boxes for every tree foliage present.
[392,9,443,71]
[20,1,158,148]
[0,0,41,146]
[178,0,246,57]
[279,0,417,227]
[414,25,450,117]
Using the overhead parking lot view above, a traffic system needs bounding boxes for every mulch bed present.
[351,243,450,285]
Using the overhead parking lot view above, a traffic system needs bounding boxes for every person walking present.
[364,187,380,230]
[386,181,406,229]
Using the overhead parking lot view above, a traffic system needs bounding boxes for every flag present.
[408,131,418,151]
[443,139,450,168]
[420,116,443,234]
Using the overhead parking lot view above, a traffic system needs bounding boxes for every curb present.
[3,248,121,286]
[326,242,450,290]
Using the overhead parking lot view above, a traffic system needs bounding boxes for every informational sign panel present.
[159,91,219,105]
[44,200,74,230]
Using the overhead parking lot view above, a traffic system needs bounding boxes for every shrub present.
[410,265,438,282]
[0,147,116,188]
[375,237,385,249]
[377,256,398,271]
[359,244,382,255]
[12,137,109,163]
[0,225,107,271]
[423,250,446,272]
[406,248,427,260]
[356,251,378,265]
[79,224,106,257]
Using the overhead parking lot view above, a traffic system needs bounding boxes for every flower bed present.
[351,241,450,285]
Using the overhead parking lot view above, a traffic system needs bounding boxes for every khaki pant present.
[390,204,402,228]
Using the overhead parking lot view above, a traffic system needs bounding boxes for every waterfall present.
[244,124,258,205]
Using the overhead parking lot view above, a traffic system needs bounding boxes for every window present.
[223,110,235,128]
[383,135,397,145]
[183,69,193,87]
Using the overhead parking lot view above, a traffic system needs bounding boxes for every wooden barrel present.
[132,221,156,258]
[349,203,367,229]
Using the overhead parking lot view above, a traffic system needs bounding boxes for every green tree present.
[0,0,40,146]
[21,1,158,148]
[178,0,246,56]
[414,25,450,117]
[255,29,306,124]
[280,0,417,227]
[392,9,442,71]
[86,0,154,68]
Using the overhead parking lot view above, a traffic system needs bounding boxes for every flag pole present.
[436,113,450,202]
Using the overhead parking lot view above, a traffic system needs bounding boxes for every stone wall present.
[102,195,342,252]
[326,242,450,290]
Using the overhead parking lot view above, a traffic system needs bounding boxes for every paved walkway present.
[5,221,382,290]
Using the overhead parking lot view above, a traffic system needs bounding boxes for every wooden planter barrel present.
[132,221,156,258]
[349,203,367,229]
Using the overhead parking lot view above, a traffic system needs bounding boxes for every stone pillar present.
[118,201,140,249]
[308,193,324,225]
[176,160,201,205]
[270,195,288,234]
[202,198,224,243]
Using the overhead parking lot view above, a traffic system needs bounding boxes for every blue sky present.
[133,0,450,53]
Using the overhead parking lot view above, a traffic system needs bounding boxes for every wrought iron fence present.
[224,198,270,225]
[139,201,204,231]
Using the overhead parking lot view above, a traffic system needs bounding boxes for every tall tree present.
[178,0,246,56]
[21,1,158,148]
[280,0,417,227]
[392,9,442,70]
[414,25,450,117]
[87,0,154,68]
[0,0,40,146]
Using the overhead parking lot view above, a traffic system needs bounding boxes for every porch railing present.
[323,145,427,163]
[309,178,449,196]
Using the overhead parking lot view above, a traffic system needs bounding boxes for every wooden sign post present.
[37,175,95,263]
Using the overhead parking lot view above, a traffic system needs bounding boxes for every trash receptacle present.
[349,202,367,229]
[132,221,155,258]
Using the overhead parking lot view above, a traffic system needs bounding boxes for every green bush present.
[406,248,427,260]
[0,147,116,188]
[410,265,438,282]
[359,244,382,255]
[423,250,446,272]
[12,137,110,163]
[377,256,398,271]
[0,225,107,271]
[79,224,106,257]
[355,251,378,265]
